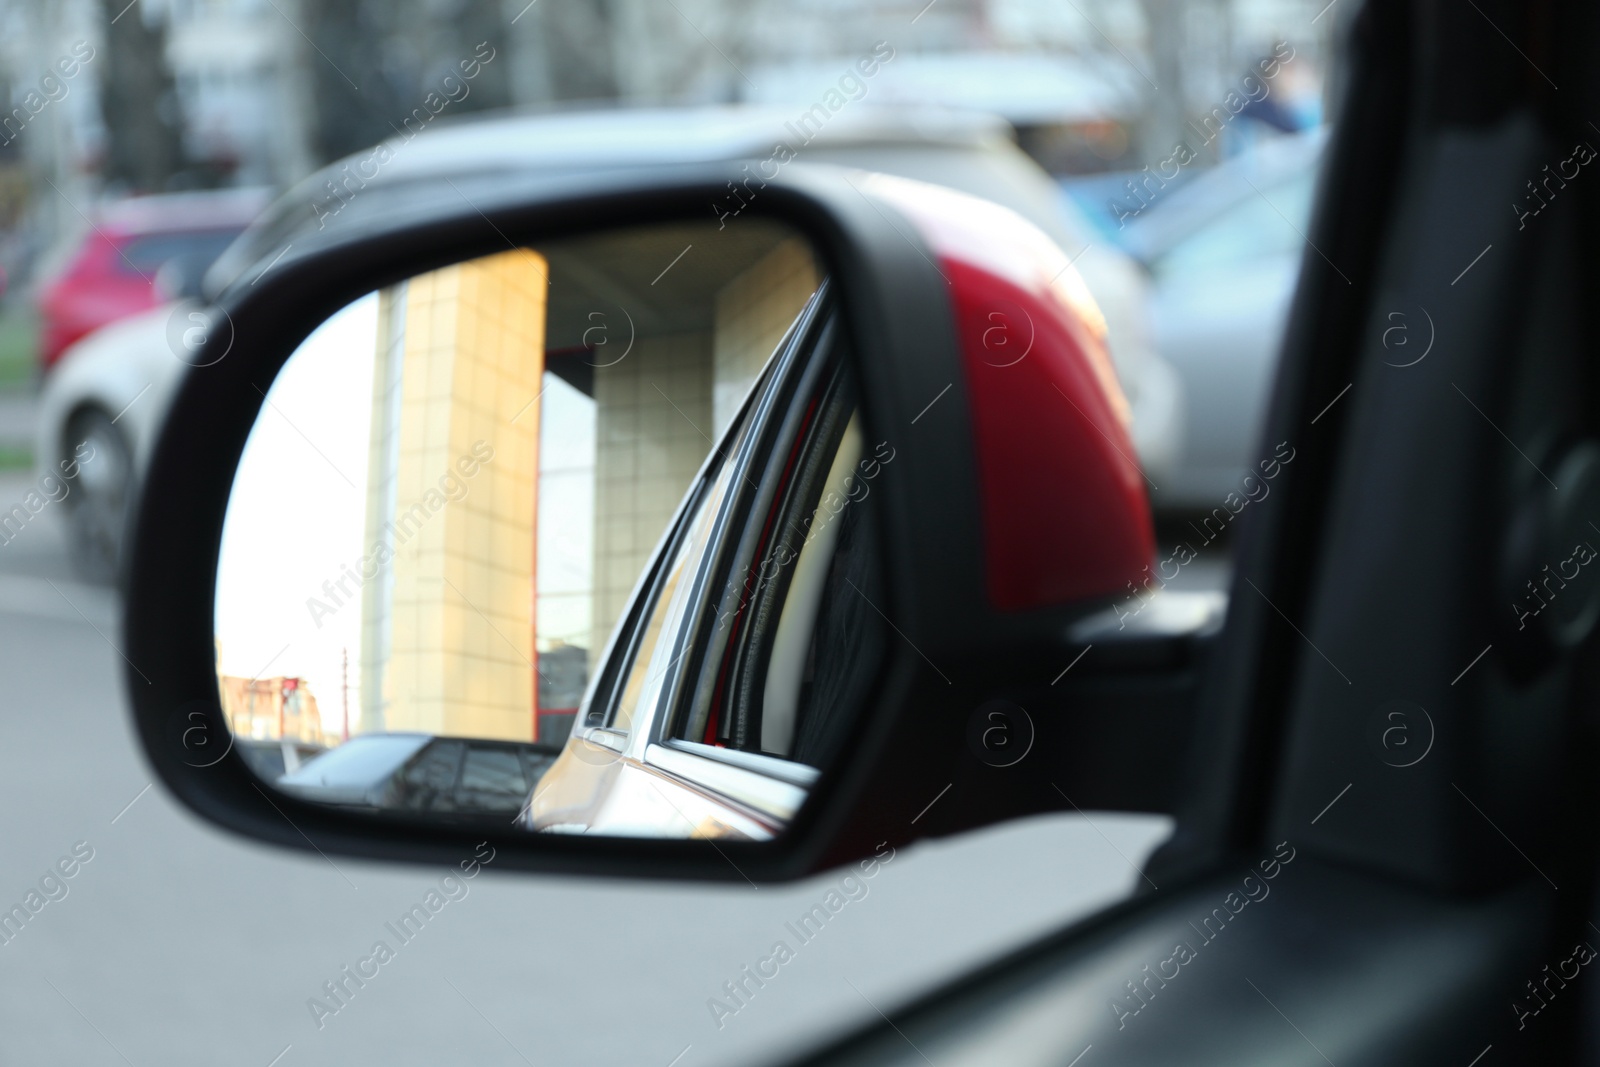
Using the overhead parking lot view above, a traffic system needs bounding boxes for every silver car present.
[1123,127,1326,509]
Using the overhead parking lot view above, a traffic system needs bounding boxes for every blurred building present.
[0,0,1336,268]
[740,0,1330,175]
[219,673,325,744]
[162,0,315,187]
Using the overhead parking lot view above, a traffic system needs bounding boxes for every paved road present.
[0,386,34,453]
[0,468,1171,1066]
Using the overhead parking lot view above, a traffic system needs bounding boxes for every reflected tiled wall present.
[361,249,548,742]
[712,238,821,437]
[355,237,818,742]
[587,239,820,673]
[589,333,712,663]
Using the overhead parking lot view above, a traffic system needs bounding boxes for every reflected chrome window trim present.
[642,743,808,824]
[660,738,819,788]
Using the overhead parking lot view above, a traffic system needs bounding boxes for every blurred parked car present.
[34,187,269,372]
[216,104,1183,483]
[1122,128,1326,509]
[276,733,561,817]
[34,302,194,583]
[38,105,1183,583]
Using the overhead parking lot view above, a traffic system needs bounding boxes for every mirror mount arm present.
[881,591,1226,848]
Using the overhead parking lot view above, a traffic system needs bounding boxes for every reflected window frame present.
[570,285,837,767]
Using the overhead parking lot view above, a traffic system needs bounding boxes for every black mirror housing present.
[124,159,1177,882]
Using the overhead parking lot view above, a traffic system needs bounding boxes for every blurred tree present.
[300,0,514,165]
[616,0,767,102]
[508,0,762,107]
[525,0,620,102]
[1137,0,1187,166]
[98,0,185,191]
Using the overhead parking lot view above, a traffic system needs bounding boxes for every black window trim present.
[576,281,834,744]
[665,287,844,750]
[716,352,861,758]
[649,286,839,750]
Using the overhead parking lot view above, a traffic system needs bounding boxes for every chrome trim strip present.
[661,739,821,788]
[643,743,809,822]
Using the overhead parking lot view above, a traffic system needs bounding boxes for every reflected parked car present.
[276,734,562,818]
[1122,128,1326,509]
[34,187,270,372]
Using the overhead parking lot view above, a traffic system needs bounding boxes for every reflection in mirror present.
[216,219,877,839]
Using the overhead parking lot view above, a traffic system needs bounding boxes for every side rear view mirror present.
[123,160,1192,882]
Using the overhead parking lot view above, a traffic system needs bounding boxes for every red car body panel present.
[37,232,164,369]
[35,190,269,371]
[866,175,1156,612]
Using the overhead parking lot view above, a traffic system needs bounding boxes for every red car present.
[34,187,269,371]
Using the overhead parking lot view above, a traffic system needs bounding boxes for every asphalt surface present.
[0,387,33,454]
[0,461,1172,1066]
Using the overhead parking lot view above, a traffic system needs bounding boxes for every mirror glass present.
[216,219,884,840]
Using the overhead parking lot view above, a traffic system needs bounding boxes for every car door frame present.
[535,284,842,837]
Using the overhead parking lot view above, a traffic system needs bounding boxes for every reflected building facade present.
[220,674,325,745]
[360,249,548,743]
[355,230,818,747]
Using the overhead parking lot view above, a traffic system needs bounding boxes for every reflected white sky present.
[214,287,599,738]
[216,294,378,734]
[535,373,595,652]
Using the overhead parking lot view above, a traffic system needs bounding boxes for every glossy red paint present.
[864,174,1155,612]
[35,189,269,372]
[37,232,165,370]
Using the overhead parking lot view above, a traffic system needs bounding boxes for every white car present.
[33,300,194,583]
[39,105,1184,580]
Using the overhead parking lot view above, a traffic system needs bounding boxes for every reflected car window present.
[607,426,743,735]
[785,444,885,767]
[459,747,527,797]
[396,739,464,809]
